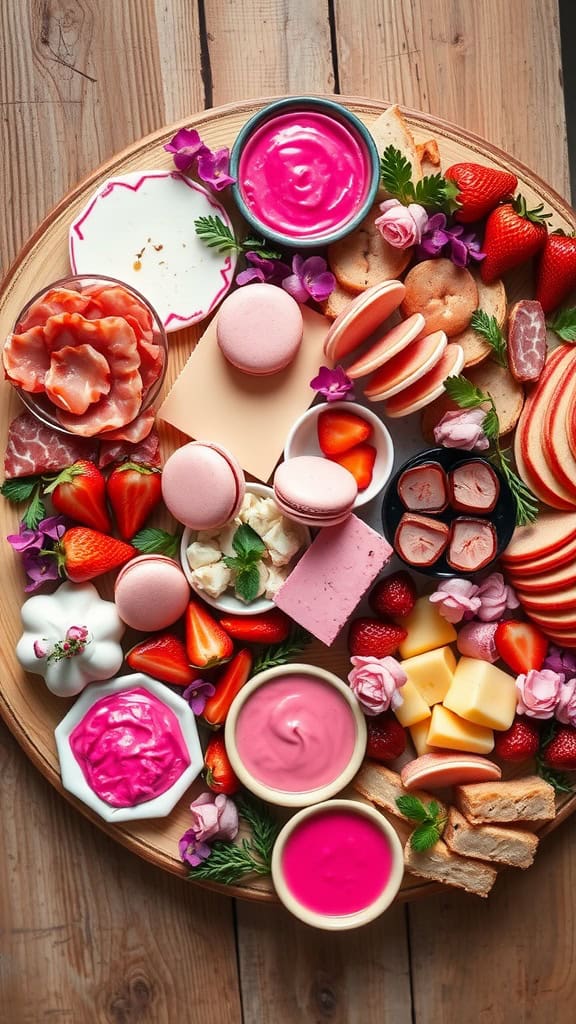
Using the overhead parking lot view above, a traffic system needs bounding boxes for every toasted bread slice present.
[327,204,412,293]
[369,104,422,182]
[416,138,441,170]
[452,275,507,367]
[319,279,357,320]
[444,807,539,869]
[352,761,447,823]
[404,837,498,897]
[466,361,525,434]
[455,776,556,825]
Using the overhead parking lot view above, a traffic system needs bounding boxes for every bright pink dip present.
[234,673,357,793]
[282,808,393,915]
[237,111,371,239]
[70,688,190,808]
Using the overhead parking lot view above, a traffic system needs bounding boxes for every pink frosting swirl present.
[555,678,576,727]
[429,579,481,624]
[515,669,564,719]
[374,199,428,249]
[348,655,407,716]
[475,572,520,622]
[433,408,490,451]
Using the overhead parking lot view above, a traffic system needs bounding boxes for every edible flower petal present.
[196,147,236,191]
[416,212,485,267]
[282,255,335,304]
[544,646,576,676]
[178,827,212,868]
[189,792,239,843]
[183,679,216,716]
[22,550,60,592]
[164,128,208,172]
[429,578,481,624]
[515,669,564,719]
[475,572,520,622]
[555,678,576,727]
[348,655,407,716]
[433,408,490,451]
[375,198,428,249]
[7,525,43,553]
[236,252,291,288]
[309,364,355,402]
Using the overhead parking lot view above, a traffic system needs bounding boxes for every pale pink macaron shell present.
[274,455,358,526]
[162,441,245,530]
[114,555,190,631]
[216,282,303,375]
[400,753,502,791]
[323,280,406,362]
[363,330,448,400]
[346,313,426,379]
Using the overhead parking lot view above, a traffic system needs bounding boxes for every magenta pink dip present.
[237,111,371,239]
[234,673,357,792]
[69,687,191,807]
[282,808,394,915]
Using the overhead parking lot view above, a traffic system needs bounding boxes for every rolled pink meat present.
[447,518,497,572]
[397,462,448,512]
[507,299,546,383]
[395,512,450,567]
[449,460,500,513]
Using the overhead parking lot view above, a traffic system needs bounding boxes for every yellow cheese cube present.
[397,596,457,659]
[401,645,456,706]
[428,704,494,754]
[443,657,517,730]
[410,718,435,756]
[394,680,431,727]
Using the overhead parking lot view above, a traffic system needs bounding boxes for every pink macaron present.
[216,282,303,375]
[273,456,358,527]
[162,441,245,530]
[323,279,405,362]
[114,555,190,631]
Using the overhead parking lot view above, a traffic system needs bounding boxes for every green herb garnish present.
[470,309,508,368]
[223,524,266,603]
[252,626,312,675]
[1,476,47,530]
[379,146,460,212]
[194,217,283,261]
[190,796,281,886]
[132,527,181,558]
[547,307,576,342]
[396,796,447,852]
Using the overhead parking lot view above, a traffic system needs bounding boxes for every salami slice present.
[507,300,546,382]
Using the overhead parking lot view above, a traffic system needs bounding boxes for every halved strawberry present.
[494,620,548,674]
[126,634,195,686]
[218,609,291,644]
[328,443,376,491]
[185,599,234,669]
[317,408,372,456]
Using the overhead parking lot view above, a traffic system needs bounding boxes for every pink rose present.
[348,655,407,716]
[429,579,481,624]
[555,678,576,727]
[475,572,520,622]
[189,792,239,843]
[433,408,490,451]
[457,620,499,663]
[374,198,428,249]
[516,669,564,719]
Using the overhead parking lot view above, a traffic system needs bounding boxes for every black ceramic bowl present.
[382,447,516,578]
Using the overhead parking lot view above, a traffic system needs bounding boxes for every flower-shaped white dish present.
[180,482,311,616]
[69,170,237,331]
[283,400,394,507]
[55,673,203,823]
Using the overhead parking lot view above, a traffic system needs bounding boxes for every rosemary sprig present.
[470,309,508,368]
[252,626,312,675]
[194,216,283,260]
[189,796,281,886]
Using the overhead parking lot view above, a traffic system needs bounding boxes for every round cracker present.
[420,360,524,442]
[401,258,478,337]
[319,280,357,321]
[327,204,411,294]
[452,275,507,367]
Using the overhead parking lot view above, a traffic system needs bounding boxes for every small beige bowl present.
[271,799,405,930]
[224,664,367,807]
[283,400,394,507]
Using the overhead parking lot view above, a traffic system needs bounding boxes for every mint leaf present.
[443,375,489,409]
[547,307,576,342]
[0,476,42,503]
[194,215,241,254]
[231,524,266,561]
[22,489,46,530]
[413,173,457,212]
[471,309,508,368]
[410,821,444,852]
[132,527,180,558]
[233,563,261,603]
[395,795,430,823]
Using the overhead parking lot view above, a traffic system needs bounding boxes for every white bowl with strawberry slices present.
[284,401,394,507]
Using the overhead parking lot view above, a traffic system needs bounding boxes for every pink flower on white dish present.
[515,669,564,719]
[555,678,576,727]
[189,792,239,843]
[433,408,490,451]
[429,579,481,624]
[348,655,407,716]
[475,572,520,622]
[374,198,428,249]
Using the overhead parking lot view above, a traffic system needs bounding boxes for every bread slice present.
[466,361,524,434]
[404,837,497,897]
[319,279,357,320]
[451,275,508,367]
[352,761,447,823]
[444,807,539,869]
[369,104,422,182]
[327,204,411,293]
[455,775,556,825]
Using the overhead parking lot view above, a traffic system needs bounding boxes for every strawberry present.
[366,712,407,762]
[494,717,540,762]
[328,443,376,491]
[185,598,234,669]
[126,633,195,685]
[218,609,290,644]
[535,231,576,313]
[317,408,372,456]
[202,649,253,727]
[542,726,576,771]
[204,734,240,794]
[348,617,407,658]
[444,162,517,224]
[45,460,111,533]
[494,620,548,674]
[480,195,551,283]
[369,571,417,618]
[58,527,135,582]
[106,462,162,539]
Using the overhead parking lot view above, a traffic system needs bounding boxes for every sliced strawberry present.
[106,461,162,539]
[348,617,407,658]
[494,620,548,674]
[218,609,291,644]
[185,598,234,669]
[202,649,253,727]
[204,734,240,794]
[493,717,540,762]
[59,527,135,582]
[444,162,517,224]
[126,633,195,685]
[369,572,417,618]
[317,408,372,456]
[366,712,407,762]
[328,443,376,491]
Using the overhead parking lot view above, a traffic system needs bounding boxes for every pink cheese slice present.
[401,753,502,790]
[345,313,424,379]
[323,280,405,361]
[363,330,447,400]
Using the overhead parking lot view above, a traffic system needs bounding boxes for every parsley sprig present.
[1,475,47,530]
[252,626,312,674]
[470,309,508,368]
[189,796,281,886]
[396,795,447,852]
[443,375,539,526]
[223,524,266,603]
[194,215,282,260]
[380,146,460,212]
[547,307,576,342]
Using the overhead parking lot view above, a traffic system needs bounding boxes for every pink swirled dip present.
[69,687,191,807]
[237,111,371,239]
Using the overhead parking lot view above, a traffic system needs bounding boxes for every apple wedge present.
[502,511,576,564]
[524,606,576,629]
[508,560,576,593]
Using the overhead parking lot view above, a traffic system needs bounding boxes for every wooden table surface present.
[1,2,575,1021]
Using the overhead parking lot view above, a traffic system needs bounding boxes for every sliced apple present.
[383,343,465,417]
[525,606,576,629]
[542,357,576,500]
[517,579,576,612]
[363,330,447,400]
[538,629,576,648]
[502,511,576,564]
[566,385,576,462]
[506,532,576,577]
[509,559,576,594]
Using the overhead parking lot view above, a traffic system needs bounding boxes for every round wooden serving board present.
[1,97,575,904]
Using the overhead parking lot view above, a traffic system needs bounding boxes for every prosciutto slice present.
[99,425,161,468]
[44,344,111,414]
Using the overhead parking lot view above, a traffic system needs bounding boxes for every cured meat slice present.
[85,285,153,334]
[98,409,156,445]
[16,287,102,331]
[2,326,51,392]
[99,425,161,468]
[44,344,111,414]
[397,462,448,512]
[449,461,500,513]
[447,518,497,572]
[507,300,546,382]
[3,412,97,478]
[395,512,450,566]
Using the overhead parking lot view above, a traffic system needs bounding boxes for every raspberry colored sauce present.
[235,674,357,792]
[70,687,190,807]
[282,809,393,915]
[237,111,371,239]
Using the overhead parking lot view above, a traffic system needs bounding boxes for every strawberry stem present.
[512,194,552,226]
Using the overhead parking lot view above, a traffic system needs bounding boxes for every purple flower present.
[236,252,291,287]
[164,127,208,172]
[7,526,43,553]
[309,365,355,402]
[196,148,236,191]
[7,516,67,592]
[22,550,60,592]
[38,515,67,541]
[543,645,576,676]
[282,255,335,304]
[183,679,216,716]
[178,828,212,868]
[416,213,485,267]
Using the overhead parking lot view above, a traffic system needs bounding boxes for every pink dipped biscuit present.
[273,455,357,527]
[162,441,245,530]
[216,282,303,375]
[346,313,425,379]
[401,753,502,791]
[323,279,405,362]
[114,555,190,631]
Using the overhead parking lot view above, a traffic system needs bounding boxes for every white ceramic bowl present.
[55,673,204,823]
[271,799,404,930]
[283,400,394,507]
[180,482,310,616]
